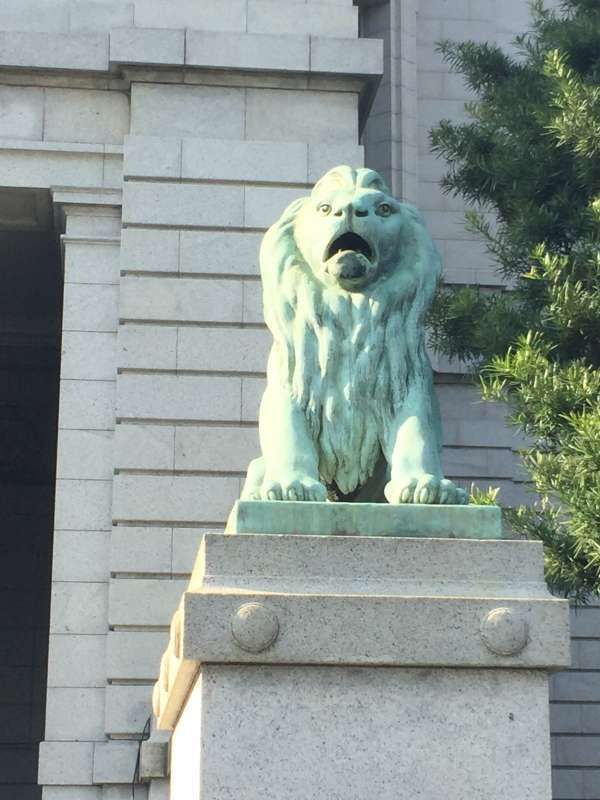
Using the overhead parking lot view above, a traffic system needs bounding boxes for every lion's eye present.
[377,203,392,217]
[317,203,331,215]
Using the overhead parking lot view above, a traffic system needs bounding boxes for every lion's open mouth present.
[326,232,373,262]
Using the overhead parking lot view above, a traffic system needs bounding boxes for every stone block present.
[227,500,503,539]
[551,672,600,703]
[70,1,134,31]
[110,526,172,574]
[574,639,600,668]
[64,241,120,284]
[568,606,600,638]
[245,88,358,143]
[550,703,582,735]
[50,582,108,634]
[171,665,554,799]
[116,373,242,422]
[179,230,260,276]
[122,182,244,227]
[47,634,106,687]
[0,31,109,72]
[52,530,110,581]
[424,210,482,242]
[105,684,153,736]
[121,228,179,273]
[130,83,245,139]
[0,148,104,189]
[552,768,584,800]
[0,0,69,32]
[62,283,119,333]
[181,138,307,184]
[247,0,358,37]
[139,741,168,779]
[148,779,169,800]
[44,88,129,145]
[244,185,307,230]
[60,331,116,380]
[38,741,94,785]
[242,280,262,323]
[53,478,113,530]
[308,142,364,181]
[185,30,309,72]
[107,630,168,680]
[241,375,265,421]
[0,86,44,140]
[112,474,240,524]
[171,529,206,574]
[57,428,113,480]
[109,578,186,626]
[65,210,122,238]
[120,276,244,323]
[43,788,101,799]
[174,426,259,472]
[58,379,115,431]
[118,324,177,370]
[103,151,124,188]
[553,735,600,768]
[132,0,246,32]
[442,445,517,480]
[104,787,148,800]
[123,135,181,178]
[45,688,105,740]
[176,327,269,372]
[110,26,184,66]
[114,425,174,471]
[310,36,382,75]
[92,741,138,783]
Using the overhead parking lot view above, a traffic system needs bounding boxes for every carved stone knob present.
[481,607,529,656]
[231,602,280,653]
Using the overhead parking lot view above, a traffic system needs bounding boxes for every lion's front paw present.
[260,475,327,502]
[385,474,468,505]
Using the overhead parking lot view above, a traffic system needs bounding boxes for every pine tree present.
[428,0,600,597]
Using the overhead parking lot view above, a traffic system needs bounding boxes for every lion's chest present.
[315,322,385,493]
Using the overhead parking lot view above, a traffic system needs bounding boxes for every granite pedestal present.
[154,502,570,800]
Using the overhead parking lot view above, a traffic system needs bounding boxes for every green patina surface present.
[226,501,503,539]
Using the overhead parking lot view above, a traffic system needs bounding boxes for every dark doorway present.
[0,191,62,799]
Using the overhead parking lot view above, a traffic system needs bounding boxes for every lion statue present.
[241,165,468,505]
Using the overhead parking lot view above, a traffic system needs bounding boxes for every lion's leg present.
[258,385,327,502]
[383,387,468,505]
[240,457,265,500]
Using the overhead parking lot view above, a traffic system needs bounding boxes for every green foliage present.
[428,0,600,597]
[469,485,500,506]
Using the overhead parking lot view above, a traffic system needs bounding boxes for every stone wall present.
[0,1,595,799]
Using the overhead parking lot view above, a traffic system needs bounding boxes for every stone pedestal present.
[154,503,570,800]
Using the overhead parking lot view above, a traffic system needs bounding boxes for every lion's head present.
[294,165,410,292]
[261,166,440,313]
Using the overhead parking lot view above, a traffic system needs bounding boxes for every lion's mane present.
[259,185,441,495]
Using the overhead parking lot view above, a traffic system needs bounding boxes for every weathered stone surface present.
[155,530,570,733]
[171,665,553,800]
[227,499,502,538]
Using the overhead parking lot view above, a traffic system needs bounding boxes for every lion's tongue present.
[328,250,368,280]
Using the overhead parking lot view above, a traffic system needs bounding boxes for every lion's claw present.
[385,474,468,505]
[260,475,327,502]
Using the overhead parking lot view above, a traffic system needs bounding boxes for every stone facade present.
[0,1,595,799]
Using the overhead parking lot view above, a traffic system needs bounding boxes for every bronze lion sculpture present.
[241,166,467,505]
